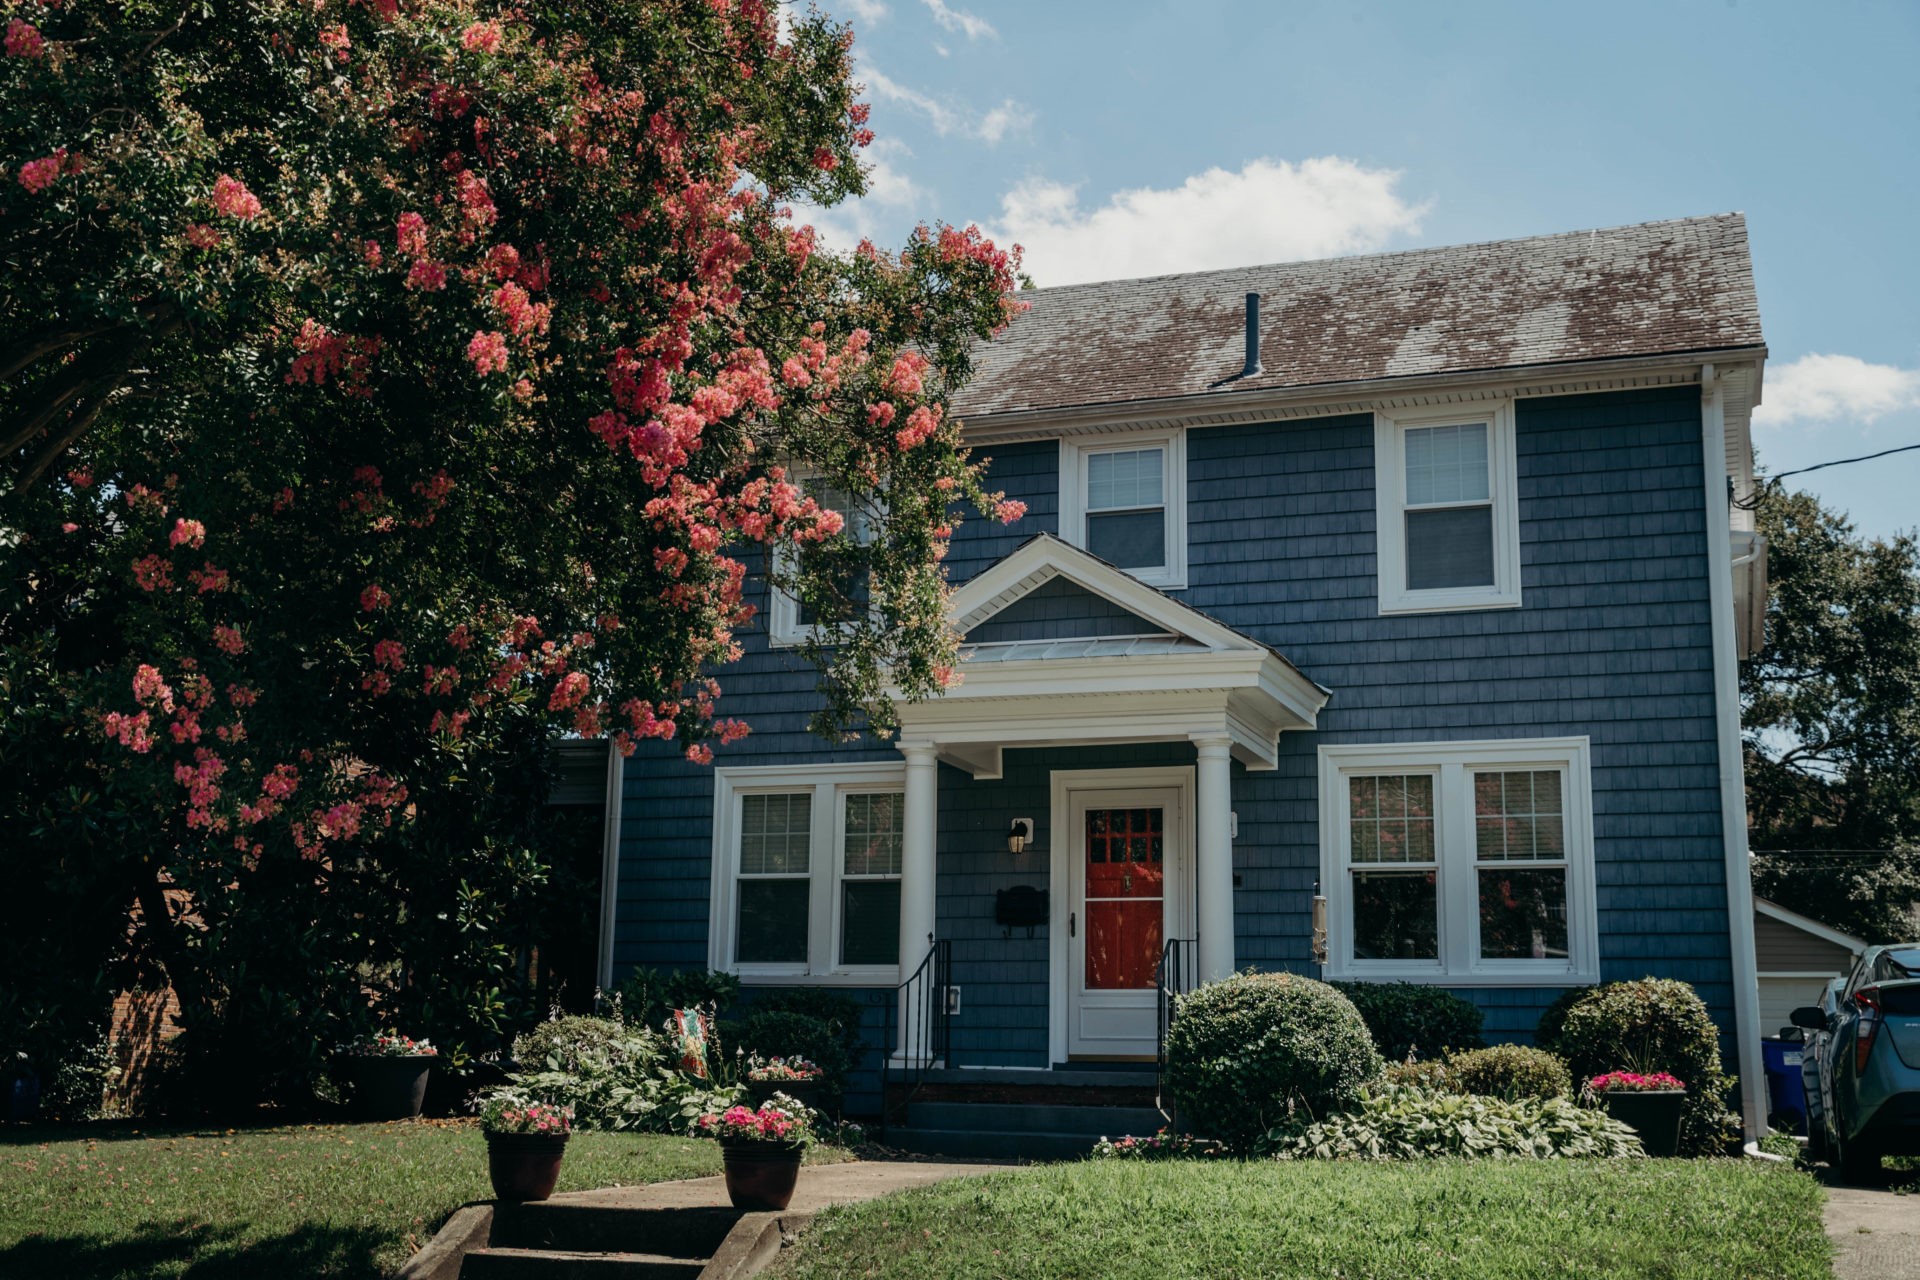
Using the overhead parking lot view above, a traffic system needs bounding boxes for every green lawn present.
[769,1158,1832,1280]
[0,1119,847,1280]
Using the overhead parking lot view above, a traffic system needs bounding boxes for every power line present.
[1737,440,1920,509]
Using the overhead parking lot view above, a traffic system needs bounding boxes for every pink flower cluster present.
[339,1031,438,1058]
[5,18,44,58]
[211,173,262,220]
[17,149,66,193]
[480,1096,573,1136]
[744,1055,822,1083]
[697,1103,809,1144]
[1587,1071,1686,1093]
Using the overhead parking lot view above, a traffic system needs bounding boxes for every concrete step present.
[921,1067,1157,1088]
[884,1127,1101,1161]
[460,1247,706,1279]
[489,1203,741,1258]
[906,1101,1167,1135]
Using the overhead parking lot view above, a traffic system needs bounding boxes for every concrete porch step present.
[459,1246,705,1279]
[921,1067,1157,1088]
[906,1100,1167,1135]
[488,1203,741,1258]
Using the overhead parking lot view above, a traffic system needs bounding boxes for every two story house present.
[601,213,1772,1145]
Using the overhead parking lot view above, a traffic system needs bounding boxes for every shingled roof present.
[951,213,1764,421]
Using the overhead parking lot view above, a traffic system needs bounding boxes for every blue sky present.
[803,0,1920,542]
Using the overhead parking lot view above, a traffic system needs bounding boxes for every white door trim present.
[1048,765,1196,1064]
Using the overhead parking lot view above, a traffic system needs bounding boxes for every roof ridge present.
[1015,211,1748,296]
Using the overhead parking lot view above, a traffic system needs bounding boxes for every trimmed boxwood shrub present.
[1538,977,1736,1155]
[1444,1043,1571,1100]
[1330,981,1484,1061]
[1273,1086,1643,1161]
[1164,972,1383,1153]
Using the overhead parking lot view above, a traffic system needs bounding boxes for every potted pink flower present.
[480,1093,573,1202]
[336,1031,437,1120]
[1587,1070,1686,1156]
[698,1101,814,1210]
[743,1055,825,1113]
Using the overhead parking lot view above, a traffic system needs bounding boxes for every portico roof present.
[892,534,1329,778]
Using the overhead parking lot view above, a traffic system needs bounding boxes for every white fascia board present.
[1755,897,1868,955]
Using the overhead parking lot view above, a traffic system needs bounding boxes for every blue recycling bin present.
[1761,1036,1807,1134]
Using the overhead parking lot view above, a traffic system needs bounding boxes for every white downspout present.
[594,743,626,993]
[1700,362,1768,1140]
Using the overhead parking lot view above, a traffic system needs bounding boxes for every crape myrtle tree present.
[1741,485,1920,941]
[0,1,1024,1108]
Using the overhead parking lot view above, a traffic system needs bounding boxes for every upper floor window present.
[708,763,905,984]
[768,481,878,647]
[1317,737,1598,985]
[1060,429,1187,588]
[1373,404,1520,614]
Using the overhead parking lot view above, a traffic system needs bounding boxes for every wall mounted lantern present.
[1005,817,1034,855]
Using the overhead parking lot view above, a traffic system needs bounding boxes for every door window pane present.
[737,879,809,963]
[1478,867,1569,960]
[1405,506,1495,590]
[1405,423,1490,505]
[840,880,901,966]
[1351,870,1440,960]
[1348,775,1435,864]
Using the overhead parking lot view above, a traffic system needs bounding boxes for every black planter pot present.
[1599,1089,1685,1157]
[718,1138,804,1211]
[339,1054,434,1121]
[744,1079,825,1114]
[487,1132,569,1202]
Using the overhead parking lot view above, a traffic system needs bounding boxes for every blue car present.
[1794,943,1920,1181]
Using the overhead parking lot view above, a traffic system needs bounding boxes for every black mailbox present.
[995,885,1048,929]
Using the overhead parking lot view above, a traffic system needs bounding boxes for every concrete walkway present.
[554,1157,1018,1214]
[1824,1179,1920,1280]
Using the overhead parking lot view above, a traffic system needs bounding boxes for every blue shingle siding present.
[614,385,1737,1069]
[964,576,1168,643]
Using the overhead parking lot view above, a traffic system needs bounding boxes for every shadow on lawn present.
[2,1219,398,1280]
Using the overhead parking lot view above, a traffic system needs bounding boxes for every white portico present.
[887,534,1328,1061]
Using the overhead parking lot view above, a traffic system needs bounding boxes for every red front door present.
[1083,806,1166,990]
[1067,783,1186,1058]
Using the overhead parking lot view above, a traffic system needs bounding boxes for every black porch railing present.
[880,938,951,1134]
[1156,936,1197,1116]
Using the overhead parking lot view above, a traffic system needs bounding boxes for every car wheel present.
[1834,1132,1882,1185]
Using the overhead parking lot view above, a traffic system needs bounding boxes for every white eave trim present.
[1755,897,1869,956]
[956,347,1770,444]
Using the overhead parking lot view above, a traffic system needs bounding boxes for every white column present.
[1193,734,1236,985]
[896,740,939,1062]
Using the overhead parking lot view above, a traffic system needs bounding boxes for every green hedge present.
[1164,972,1382,1153]
[1330,981,1484,1062]
[1444,1044,1572,1100]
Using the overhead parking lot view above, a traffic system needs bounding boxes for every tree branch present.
[14,386,116,493]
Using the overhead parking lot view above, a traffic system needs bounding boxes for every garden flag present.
[672,1008,710,1078]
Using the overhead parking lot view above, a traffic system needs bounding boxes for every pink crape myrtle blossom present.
[210,173,262,220]
[5,18,45,58]
[17,150,65,193]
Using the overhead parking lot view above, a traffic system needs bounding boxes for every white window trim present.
[767,480,883,649]
[1059,428,1187,589]
[708,762,906,985]
[1373,402,1521,614]
[1317,737,1598,986]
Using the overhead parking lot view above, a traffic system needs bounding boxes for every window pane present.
[1087,509,1166,570]
[795,482,872,627]
[1352,870,1439,961]
[1473,769,1565,861]
[737,878,810,963]
[1086,448,1164,511]
[841,880,901,966]
[1405,423,1490,505]
[844,792,903,876]
[1405,506,1495,590]
[740,793,811,874]
[1478,867,1569,959]
[1348,774,1435,865]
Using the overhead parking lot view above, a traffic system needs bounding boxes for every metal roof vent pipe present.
[1241,291,1263,379]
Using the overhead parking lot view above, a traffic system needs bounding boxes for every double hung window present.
[1374,404,1520,613]
[1060,431,1186,587]
[768,481,878,647]
[1319,738,1596,984]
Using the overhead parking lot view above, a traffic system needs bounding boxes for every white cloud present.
[982,157,1428,287]
[791,138,925,253]
[922,0,995,39]
[1753,353,1920,430]
[860,65,1031,144]
[840,0,889,22]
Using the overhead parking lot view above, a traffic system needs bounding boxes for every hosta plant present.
[1270,1086,1644,1161]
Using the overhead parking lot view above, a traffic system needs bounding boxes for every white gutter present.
[1701,362,1768,1140]
[594,744,626,992]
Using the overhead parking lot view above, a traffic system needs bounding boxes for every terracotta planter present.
[719,1138,804,1211]
[744,1079,825,1114]
[1599,1089,1685,1157]
[340,1054,435,1120]
[487,1132,569,1202]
